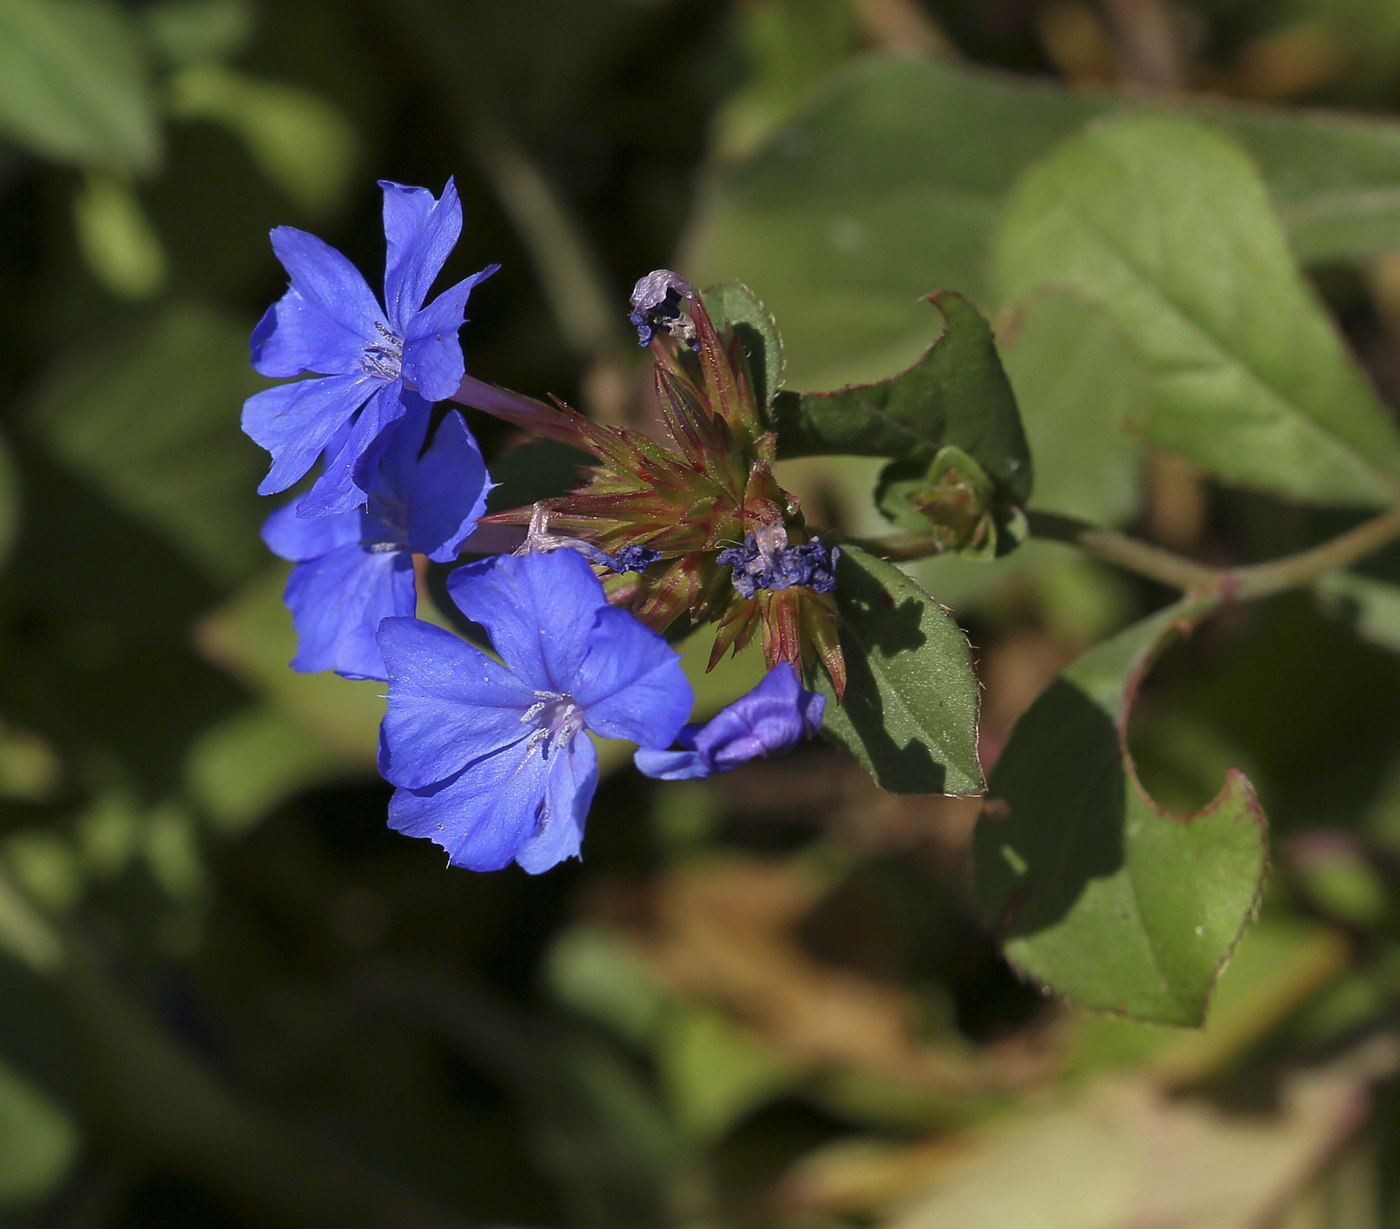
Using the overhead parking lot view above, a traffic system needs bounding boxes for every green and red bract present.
[462,277,846,697]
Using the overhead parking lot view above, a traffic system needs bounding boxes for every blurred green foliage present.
[10,1,1400,1227]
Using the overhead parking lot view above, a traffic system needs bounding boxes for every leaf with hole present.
[974,599,1269,1025]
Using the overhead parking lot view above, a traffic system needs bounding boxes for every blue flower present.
[634,663,825,781]
[243,179,498,517]
[716,525,840,600]
[262,394,489,680]
[376,550,694,873]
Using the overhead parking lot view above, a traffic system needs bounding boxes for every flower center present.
[361,320,404,380]
[520,690,585,756]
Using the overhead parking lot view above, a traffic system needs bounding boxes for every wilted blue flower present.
[262,395,489,680]
[628,268,698,349]
[244,178,498,516]
[634,662,825,780]
[717,525,840,600]
[376,550,694,873]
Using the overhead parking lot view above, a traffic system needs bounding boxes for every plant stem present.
[858,507,1400,602]
[1030,508,1400,600]
[1026,511,1223,592]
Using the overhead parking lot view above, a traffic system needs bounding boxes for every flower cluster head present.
[243,190,836,873]
[466,268,847,698]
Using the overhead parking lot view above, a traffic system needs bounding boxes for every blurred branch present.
[857,503,1400,601]
[849,0,956,58]
[383,0,625,366]
[1026,506,1400,600]
[1099,0,1185,89]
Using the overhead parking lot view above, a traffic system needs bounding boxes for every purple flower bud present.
[633,663,825,781]
[627,269,699,350]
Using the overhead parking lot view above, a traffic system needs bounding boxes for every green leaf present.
[0,1051,76,1207]
[702,282,784,411]
[818,545,981,796]
[994,114,1400,509]
[142,0,253,67]
[974,600,1269,1025]
[0,0,158,171]
[26,302,268,586]
[772,292,1031,506]
[71,170,168,299]
[1000,294,1145,527]
[168,64,358,216]
[686,55,1400,389]
[687,57,1100,389]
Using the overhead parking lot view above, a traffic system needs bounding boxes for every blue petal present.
[370,391,434,517]
[295,381,408,517]
[261,501,362,563]
[377,617,538,789]
[404,410,490,562]
[380,179,462,335]
[269,225,384,341]
[401,264,499,401]
[632,745,710,781]
[515,734,596,873]
[250,286,368,379]
[635,663,825,780]
[283,542,414,679]
[446,551,609,694]
[386,735,553,872]
[242,373,376,497]
[573,605,693,748]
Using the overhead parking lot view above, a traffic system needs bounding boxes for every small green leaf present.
[26,302,267,586]
[702,282,784,411]
[772,292,1032,506]
[995,114,1400,509]
[876,446,1022,560]
[1001,294,1145,527]
[72,170,168,299]
[0,1052,76,1207]
[818,545,981,796]
[0,0,158,171]
[974,600,1269,1025]
[168,63,358,216]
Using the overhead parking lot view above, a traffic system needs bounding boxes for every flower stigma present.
[521,690,586,756]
